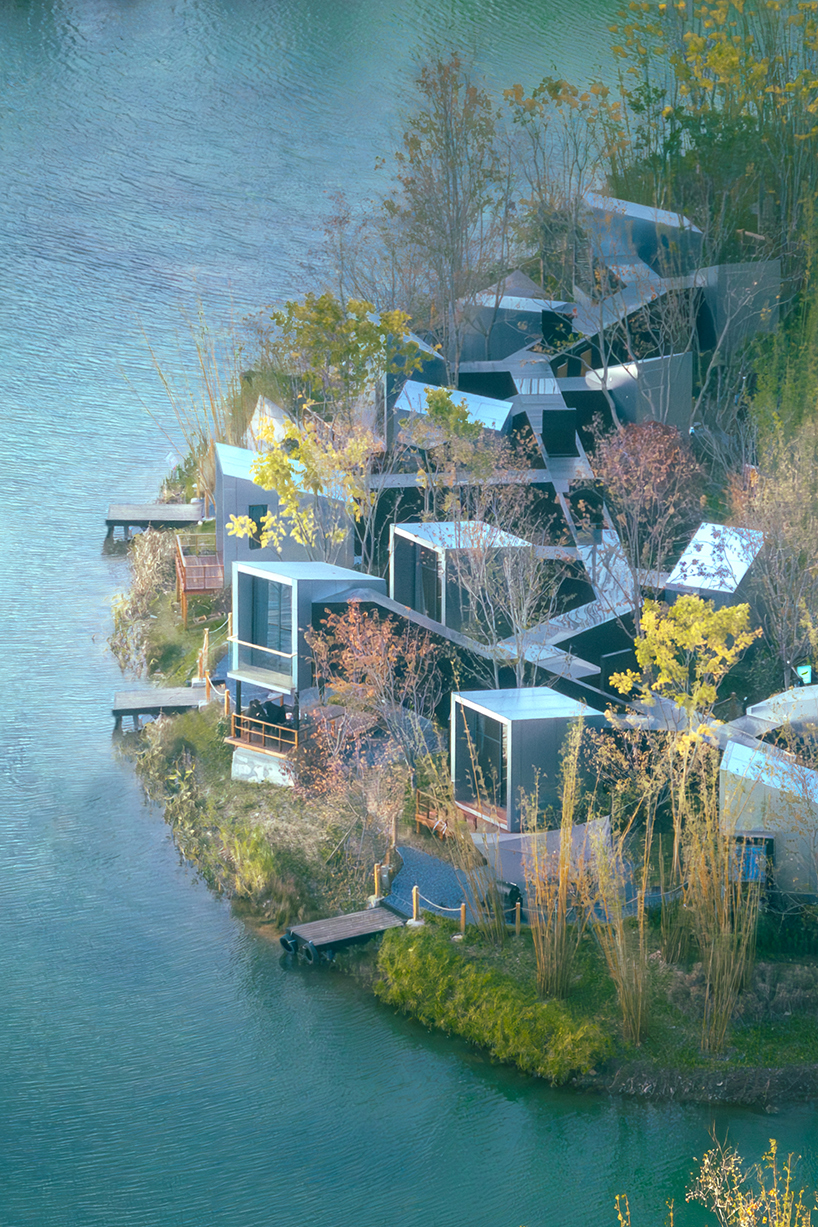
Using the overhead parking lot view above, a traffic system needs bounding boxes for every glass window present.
[248,504,268,550]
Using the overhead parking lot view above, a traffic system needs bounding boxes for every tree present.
[611,594,760,874]
[250,291,419,426]
[230,293,424,569]
[504,76,626,298]
[603,0,818,275]
[399,385,499,520]
[575,421,704,633]
[739,424,818,688]
[687,1138,815,1227]
[384,52,517,381]
[611,595,759,719]
[226,415,377,565]
[306,600,449,773]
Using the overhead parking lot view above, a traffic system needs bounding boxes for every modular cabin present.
[389,520,533,634]
[664,522,764,608]
[450,687,607,832]
[720,738,818,901]
[214,442,354,580]
[229,560,386,697]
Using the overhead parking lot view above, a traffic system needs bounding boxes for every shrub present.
[374,924,610,1084]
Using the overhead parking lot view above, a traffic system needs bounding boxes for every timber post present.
[412,885,419,922]
[460,902,466,934]
[515,900,521,937]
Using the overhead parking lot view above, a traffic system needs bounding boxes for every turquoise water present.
[1,2,816,1224]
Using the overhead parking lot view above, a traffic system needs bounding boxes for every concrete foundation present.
[230,745,294,786]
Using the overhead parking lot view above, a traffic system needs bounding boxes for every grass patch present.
[375,920,612,1084]
[145,590,228,683]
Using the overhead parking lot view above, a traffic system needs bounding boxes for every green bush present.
[375,924,611,1083]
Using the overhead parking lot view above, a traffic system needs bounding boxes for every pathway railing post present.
[412,885,419,922]
[460,903,466,934]
[515,900,521,936]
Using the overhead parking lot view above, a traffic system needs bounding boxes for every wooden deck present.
[105,503,204,538]
[112,687,206,729]
[280,906,405,960]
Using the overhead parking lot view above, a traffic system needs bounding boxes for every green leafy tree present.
[257,292,419,425]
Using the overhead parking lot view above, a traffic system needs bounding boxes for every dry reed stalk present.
[523,721,588,998]
[682,751,760,1053]
[131,300,255,501]
[585,821,649,1044]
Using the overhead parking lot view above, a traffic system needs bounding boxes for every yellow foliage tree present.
[611,594,760,719]
[226,416,380,564]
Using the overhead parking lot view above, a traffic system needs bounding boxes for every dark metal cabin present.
[229,561,386,696]
[389,521,532,634]
[450,687,607,833]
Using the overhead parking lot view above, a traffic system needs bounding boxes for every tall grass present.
[109,528,176,676]
[523,721,588,998]
[682,750,760,1054]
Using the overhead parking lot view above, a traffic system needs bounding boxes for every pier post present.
[515,901,521,936]
[460,903,466,934]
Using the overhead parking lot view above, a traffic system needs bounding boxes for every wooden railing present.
[415,790,454,839]
[175,534,224,623]
[176,535,224,586]
[227,712,298,757]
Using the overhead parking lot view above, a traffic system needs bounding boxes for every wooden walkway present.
[112,687,205,729]
[280,906,405,961]
[105,502,204,538]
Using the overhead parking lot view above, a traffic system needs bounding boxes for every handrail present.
[230,712,298,754]
[228,635,295,661]
[415,789,454,838]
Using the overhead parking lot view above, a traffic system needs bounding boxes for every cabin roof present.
[665,522,764,593]
[394,520,532,552]
[721,738,818,803]
[394,379,514,432]
[583,190,702,233]
[215,441,262,482]
[233,560,366,584]
[453,686,595,722]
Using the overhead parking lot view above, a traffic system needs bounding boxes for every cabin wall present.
[721,759,818,899]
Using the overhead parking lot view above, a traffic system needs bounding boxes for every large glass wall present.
[455,705,508,813]
[233,574,294,687]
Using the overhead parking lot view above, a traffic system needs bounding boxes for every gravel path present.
[388,846,471,919]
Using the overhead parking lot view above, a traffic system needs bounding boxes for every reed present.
[134,300,257,500]
[682,749,760,1053]
[523,720,587,999]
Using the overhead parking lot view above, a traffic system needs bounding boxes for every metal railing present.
[227,635,294,662]
[228,712,298,756]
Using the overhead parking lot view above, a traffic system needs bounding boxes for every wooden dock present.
[105,502,204,539]
[112,687,206,730]
[280,906,405,962]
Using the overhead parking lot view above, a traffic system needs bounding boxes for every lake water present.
[1,2,816,1224]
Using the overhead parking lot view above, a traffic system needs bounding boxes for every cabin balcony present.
[227,636,294,691]
[224,712,298,759]
[175,533,224,624]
